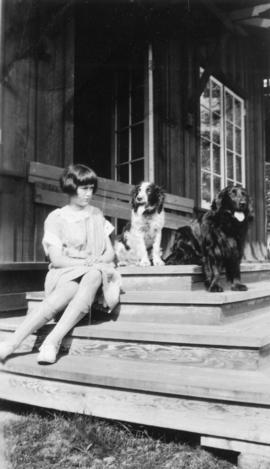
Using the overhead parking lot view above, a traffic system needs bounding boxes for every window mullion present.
[128,68,132,184]
[210,80,213,201]
[242,101,246,187]
[221,87,225,188]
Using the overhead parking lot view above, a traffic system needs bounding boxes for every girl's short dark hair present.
[60,164,98,195]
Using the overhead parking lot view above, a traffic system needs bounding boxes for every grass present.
[4,411,237,469]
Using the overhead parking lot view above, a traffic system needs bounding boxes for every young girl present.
[0,164,121,364]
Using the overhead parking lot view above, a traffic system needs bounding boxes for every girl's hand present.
[84,255,101,266]
[64,247,88,259]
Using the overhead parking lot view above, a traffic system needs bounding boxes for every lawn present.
[4,411,237,469]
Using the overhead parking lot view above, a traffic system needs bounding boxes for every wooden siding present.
[0,0,74,261]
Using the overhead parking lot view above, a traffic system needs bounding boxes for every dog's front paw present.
[138,258,151,267]
[117,260,128,266]
[153,257,165,266]
[231,282,248,291]
[208,283,224,292]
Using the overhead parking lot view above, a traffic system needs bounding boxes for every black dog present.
[165,186,253,292]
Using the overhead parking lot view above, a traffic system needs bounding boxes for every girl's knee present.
[39,298,59,321]
[81,269,102,287]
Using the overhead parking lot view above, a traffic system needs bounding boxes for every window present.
[113,45,154,185]
[200,74,245,208]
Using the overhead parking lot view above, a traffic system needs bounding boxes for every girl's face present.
[71,184,94,208]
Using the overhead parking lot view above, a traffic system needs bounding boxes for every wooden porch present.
[1,263,270,467]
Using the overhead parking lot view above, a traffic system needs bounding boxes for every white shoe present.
[37,343,59,364]
[0,342,15,362]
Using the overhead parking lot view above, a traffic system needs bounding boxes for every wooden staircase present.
[1,263,270,467]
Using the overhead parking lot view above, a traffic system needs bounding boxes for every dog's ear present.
[211,186,230,212]
[211,188,226,211]
[130,185,139,211]
[157,187,165,213]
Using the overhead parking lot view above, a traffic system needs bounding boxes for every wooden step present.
[118,263,270,292]
[2,352,270,407]
[1,366,270,448]
[1,307,270,372]
[119,265,203,291]
[1,263,270,297]
[0,327,261,372]
[26,281,270,325]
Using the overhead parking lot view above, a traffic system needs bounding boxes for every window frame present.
[200,73,246,209]
[113,44,154,185]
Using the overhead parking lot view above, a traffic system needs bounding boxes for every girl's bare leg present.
[41,269,102,349]
[0,281,79,361]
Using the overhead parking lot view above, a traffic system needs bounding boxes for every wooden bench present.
[28,161,194,231]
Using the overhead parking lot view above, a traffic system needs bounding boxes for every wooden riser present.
[118,264,270,292]
[26,283,270,326]
[2,352,270,406]
[1,369,270,468]
[1,263,270,296]
[1,371,270,445]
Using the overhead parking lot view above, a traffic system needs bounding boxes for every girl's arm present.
[47,245,87,268]
[48,237,115,268]
[84,236,115,266]
[96,236,115,263]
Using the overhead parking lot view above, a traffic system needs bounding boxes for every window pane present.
[201,172,211,206]
[235,127,242,154]
[117,163,129,183]
[226,122,233,150]
[212,112,221,144]
[236,155,242,182]
[213,144,221,175]
[201,138,210,171]
[118,100,129,129]
[213,176,221,197]
[235,99,242,127]
[227,151,234,180]
[225,91,233,122]
[201,107,210,140]
[117,130,129,164]
[131,124,144,160]
[131,64,144,90]
[132,85,144,123]
[131,67,144,123]
[211,82,221,114]
[201,81,210,109]
[131,160,144,185]
[117,71,129,129]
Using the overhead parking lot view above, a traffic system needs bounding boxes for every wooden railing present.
[28,161,194,231]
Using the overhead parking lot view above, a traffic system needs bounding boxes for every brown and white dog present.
[115,182,165,266]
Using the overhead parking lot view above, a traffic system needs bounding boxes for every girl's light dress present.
[42,204,116,297]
